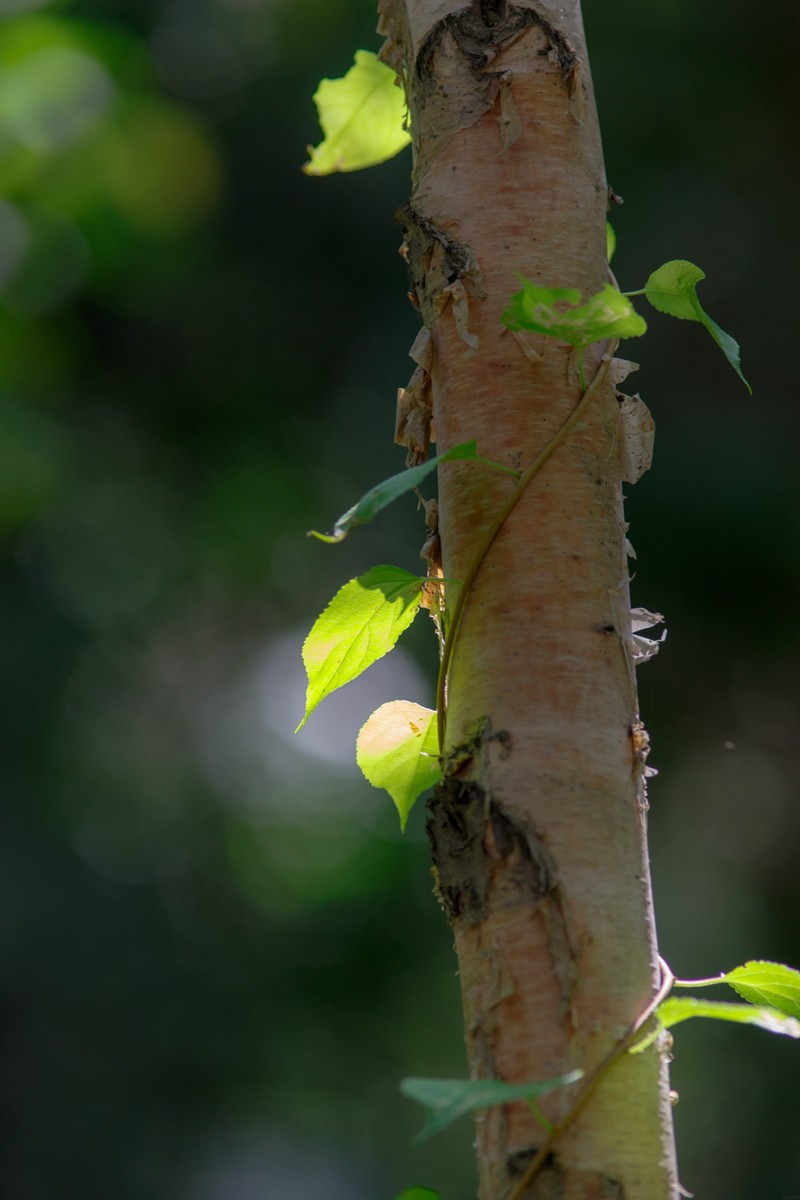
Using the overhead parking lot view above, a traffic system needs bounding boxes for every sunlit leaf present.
[394,1189,440,1200]
[356,701,441,829]
[722,961,800,1018]
[502,279,646,348]
[673,960,800,1019]
[400,1072,582,1143]
[656,996,800,1039]
[297,566,423,730]
[308,440,513,544]
[643,259,750,391]
[304,50,410,175]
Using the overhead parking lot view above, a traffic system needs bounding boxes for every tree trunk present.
[378,2,679,1196]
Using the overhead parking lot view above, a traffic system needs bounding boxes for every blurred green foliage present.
[1,1,799,1198]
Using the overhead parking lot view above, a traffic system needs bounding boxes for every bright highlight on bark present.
[356,701,440,829]
[303,49,410,175]
[297,566,423,730]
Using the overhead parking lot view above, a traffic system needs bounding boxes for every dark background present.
[2,1,798,1198]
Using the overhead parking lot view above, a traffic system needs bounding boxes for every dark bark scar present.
[397,203,486,327]
[506,1156,626,1197]
[442,713,510,778]
[428,780,555,925]
[417,1,577,82]
[407,1,580,181]
[427,777,578,1014]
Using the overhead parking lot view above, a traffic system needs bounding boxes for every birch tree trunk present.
[378,2,679,1196]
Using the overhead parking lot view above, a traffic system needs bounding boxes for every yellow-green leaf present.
[304,50,410,176]
[656,996,800,1039]
[502,279,646,348]
[297,566,423,731]
[724,961,800,1018]
[673,959,800,1019]
[356,701,441,829]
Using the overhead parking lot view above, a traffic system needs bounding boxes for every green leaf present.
[643,259,750,391]
[643,260,701,320]
[303,50,410,175]
[672,960,800,1019]
[606,221,616,263]
[502,279,646,348]
[309,440,507,544]
[723,961,800,1018]
[297,566,423,730]
[400,1074,582,1143]
[394,1190,440,1200]
[356,701,441,829]
[656,996,800,1039]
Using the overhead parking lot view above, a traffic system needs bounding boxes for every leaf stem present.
[435,347,616,752]
[525,1098,554,1134]
[506,956,675,1200]
[671,974,728,989]
[474,455,522,479]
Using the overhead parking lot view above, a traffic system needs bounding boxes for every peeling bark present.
[380,1,679,1197]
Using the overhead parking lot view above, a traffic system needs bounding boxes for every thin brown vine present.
[506,955,675,1200]
[435,342,619,752]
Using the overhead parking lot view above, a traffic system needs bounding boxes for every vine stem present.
[435,344,617,752]
[506,955,675,1200]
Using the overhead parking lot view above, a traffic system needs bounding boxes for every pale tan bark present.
[379,2,679,1197]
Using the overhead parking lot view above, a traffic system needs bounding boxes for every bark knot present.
[427,779,557,926]
[397,203,485,329]
[417,1,577,80]
[506,1155,626,1198]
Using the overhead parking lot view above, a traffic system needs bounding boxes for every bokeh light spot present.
[0,46,114,154]
[103,101,222,233]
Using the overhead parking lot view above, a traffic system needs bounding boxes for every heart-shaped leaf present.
[643,260,750,391]
[297,566,423,730]
[357,701,441,829]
